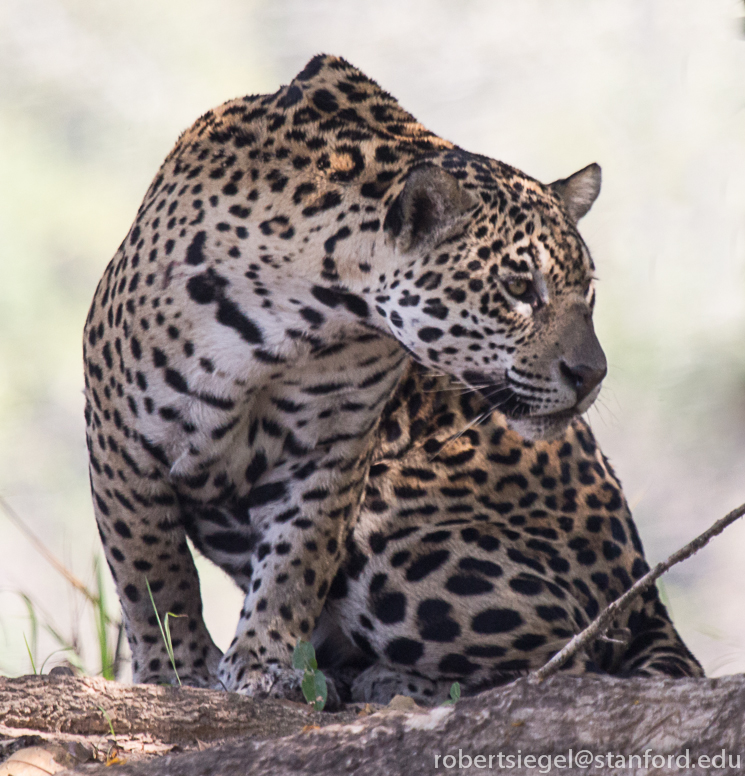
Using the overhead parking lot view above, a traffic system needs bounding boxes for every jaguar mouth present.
[479,386,578,423]
[462,370,588,441]
[475,383,533,420]
[462,371,537,420]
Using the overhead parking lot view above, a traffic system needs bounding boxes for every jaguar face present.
[379,161,606,441]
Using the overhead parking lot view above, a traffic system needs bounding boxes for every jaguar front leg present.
[85,403,223,688]
[214,446,373,707]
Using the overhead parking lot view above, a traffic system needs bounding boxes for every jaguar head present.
[379,159,606,441]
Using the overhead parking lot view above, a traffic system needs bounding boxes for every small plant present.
[96,705,126,765]
[96,704,117,739]
[292,639,327,711]
[145,578,184,686]
[2,496,123,679]
[443,681,461,706]
[5,591,87,676]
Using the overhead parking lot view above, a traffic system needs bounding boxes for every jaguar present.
[83,53,702,705]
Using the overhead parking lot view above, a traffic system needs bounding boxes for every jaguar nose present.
[559,361,607,403]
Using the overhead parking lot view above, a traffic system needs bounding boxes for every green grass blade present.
[96,704,116,738]
[23,633,37,674]
[94,556,115,679]
[19,593,39,663]
[145,578,182,686]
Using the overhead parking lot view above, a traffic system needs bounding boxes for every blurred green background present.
[1,0,744,679]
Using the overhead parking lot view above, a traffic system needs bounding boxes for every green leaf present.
[301,669,327,711]
[292,639,317,671]
[443,681,461,706]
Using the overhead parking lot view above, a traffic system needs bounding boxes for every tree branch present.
[528,500,745,684]
[0,674,740,776]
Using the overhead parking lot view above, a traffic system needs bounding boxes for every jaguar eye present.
[505,277,531,299]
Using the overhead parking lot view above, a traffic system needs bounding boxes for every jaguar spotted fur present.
[83,54,702,705]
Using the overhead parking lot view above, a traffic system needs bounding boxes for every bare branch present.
[4,673,745,776]
[529,500,745,684]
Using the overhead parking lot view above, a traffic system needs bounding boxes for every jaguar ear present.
[384,165,476,253]
[549,163,601,223]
